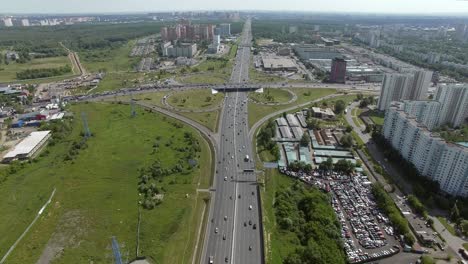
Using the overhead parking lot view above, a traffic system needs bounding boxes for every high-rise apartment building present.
[218,23,231,36]
[383,106,468,197]
[435,83,468,128]
[409,70,432,100]
[329,58,347,83]
[402,100,441,130]
[377,70,432,111]
[377,73,414,110]
[455,24,467,42]
[20,19,30,27]
[3,18,13,27]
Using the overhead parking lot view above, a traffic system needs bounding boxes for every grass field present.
[0,56,73,82]
[249,88,293,104]
[248,88,337,128]
[262,169,299,264]
[168,89,223,110]
[121,91,167,107]
[1,103,212,264]
[94,72,144,93]
[352,108,364,127]
[179,73,228,84]
[179,110,220,132]
[368,110,385,126]
[117,91,220,132]
[437,217,457,236]
[81,40,139,73]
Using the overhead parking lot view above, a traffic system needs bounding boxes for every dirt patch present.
[36,210,88,264]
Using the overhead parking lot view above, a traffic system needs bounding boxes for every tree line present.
[16,65,71,80]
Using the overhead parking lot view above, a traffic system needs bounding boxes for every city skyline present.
[2,0,468,15]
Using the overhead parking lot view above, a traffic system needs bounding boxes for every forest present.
[274,181,346,264]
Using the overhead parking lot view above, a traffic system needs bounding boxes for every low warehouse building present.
[3,130,51,163]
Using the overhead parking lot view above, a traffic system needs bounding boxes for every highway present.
[202,18,263,264]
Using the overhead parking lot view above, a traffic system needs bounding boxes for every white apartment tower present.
[402,100,441,130]
[378,73,413,110]
[383,106,468,197]
[378,70,433,111]
[435,83,468,128]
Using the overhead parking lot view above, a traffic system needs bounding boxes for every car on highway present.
[224,176,227,181]
[209,256,214,264]
[215,227,218,233]
[249,205,252,210]
[225,257,228,263]
[253,224,257,229]
[224,215,227,221]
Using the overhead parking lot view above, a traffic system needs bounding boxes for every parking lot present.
[280,168,402,263]
[331,175,400,263]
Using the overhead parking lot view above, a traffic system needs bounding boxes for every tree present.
[334,159,355,174]
[450,201,460,223]
[319,157,334,171]
[334,100,346,114]
[300,133,310,147]
[345,125,353,133]
[306,118,321,130]
[340,134,354,148]
[460,219,468,236]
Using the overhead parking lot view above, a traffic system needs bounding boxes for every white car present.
[249,205,252,210]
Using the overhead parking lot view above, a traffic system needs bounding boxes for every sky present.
[2,0,468,15]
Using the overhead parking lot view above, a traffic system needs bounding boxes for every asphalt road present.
[202,18,263,264]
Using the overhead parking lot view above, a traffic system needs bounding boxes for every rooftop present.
[3,130,51,159]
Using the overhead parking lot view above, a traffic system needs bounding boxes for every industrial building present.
[311,107,336,119]
[294,44,342,60]
[383,106,468,197]
[261,56,298,72]
[3,131,51,163]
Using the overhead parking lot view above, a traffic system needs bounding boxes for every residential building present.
[409,70,432,100]
[455,24,467,42]
[377,73,414,110]
[377,70,432,111]
[21,19,30,27]
[207,35,221,54]
[383,106,468,197]
[162,43,197,58]
[329,57,347,83]
[435,83,468,128]
[3,18,13,27]
[160,27,168,41]
[402,100,441,130]
[218,23,231,37]
[161,23,215,41]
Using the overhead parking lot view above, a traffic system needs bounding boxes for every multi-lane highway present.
[202,18,263,264]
